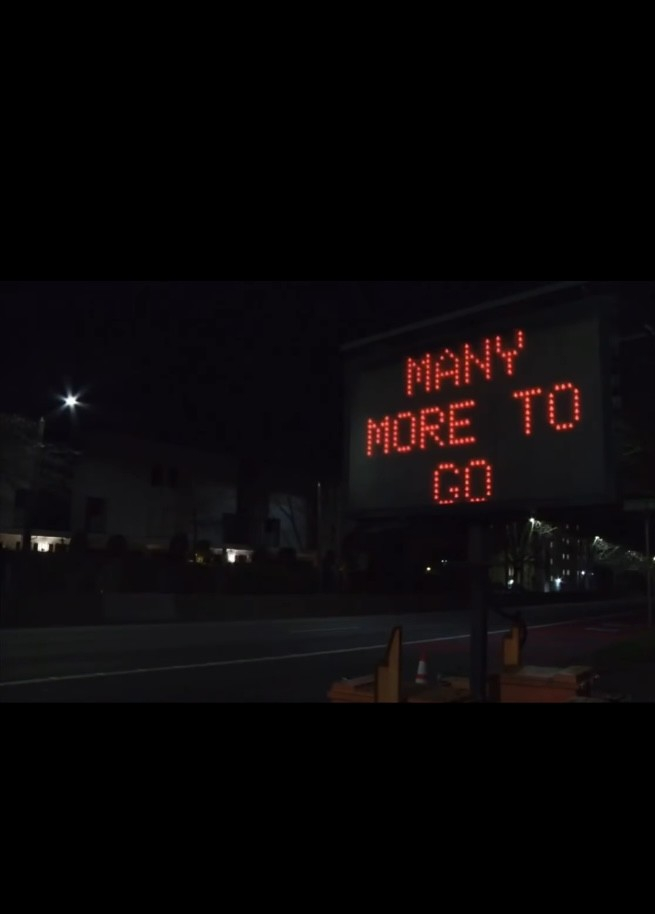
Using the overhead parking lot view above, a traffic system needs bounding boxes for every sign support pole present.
[646,511,652,628]
[469,523,488,701]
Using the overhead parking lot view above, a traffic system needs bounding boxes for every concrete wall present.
[174,592,450,622]
[2,587,638,629]
[103,593,177,623]
[1,590,453,627]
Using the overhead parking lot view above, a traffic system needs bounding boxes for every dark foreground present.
[0,599,649,702]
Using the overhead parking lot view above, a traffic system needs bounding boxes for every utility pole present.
[469,523,489,701]
[646,511,653,628]
[21,417,45,552]
[317,480,323,588]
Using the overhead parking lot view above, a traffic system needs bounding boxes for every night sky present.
[2,281,653,484]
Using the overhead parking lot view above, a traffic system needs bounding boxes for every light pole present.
[21,394,80,552]
[317,480,323,587]
[646,512,652,628]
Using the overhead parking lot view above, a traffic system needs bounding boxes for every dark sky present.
[2,281,652,481]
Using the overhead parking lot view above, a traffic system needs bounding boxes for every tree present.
[504,521,535,588]
[0,413,77,492]
[270,493,306,552]
[591,536,651,576]
[0,414,39,491]
[501,518,558,590]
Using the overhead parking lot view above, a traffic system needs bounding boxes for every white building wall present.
[70,433,237,550]
[72,456,153,543]
[2,426,238,552]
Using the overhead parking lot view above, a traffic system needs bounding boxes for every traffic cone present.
[415,652,429,686]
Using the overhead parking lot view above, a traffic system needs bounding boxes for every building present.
[236,456,320,557]
[0,425,240,554]
[1,421,315,560]
[0,413,74,551]
[70,432,238,553]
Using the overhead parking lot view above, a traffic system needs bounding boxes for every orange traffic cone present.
[415,652,429,686]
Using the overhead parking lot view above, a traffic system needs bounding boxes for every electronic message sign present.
[346,306,615,516]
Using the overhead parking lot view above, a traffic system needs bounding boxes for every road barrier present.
[497,665,595,702]
[328,625,603,703]
[328,627,475,703]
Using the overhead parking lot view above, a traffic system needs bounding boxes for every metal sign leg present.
[469,524,488,701]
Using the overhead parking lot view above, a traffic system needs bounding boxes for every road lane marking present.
[289,625,362,634]
[0,610,633,688]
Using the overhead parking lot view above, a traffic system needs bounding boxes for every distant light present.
[426,566,432,573]
[529,517,536,524]
[555,577,562,587]
[508,578,514,587]
[580,570,586,576]
[441,559,447,565]
[33,535,68,552]
[63,395,79,409]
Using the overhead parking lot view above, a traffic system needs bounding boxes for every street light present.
[63,395,79,409]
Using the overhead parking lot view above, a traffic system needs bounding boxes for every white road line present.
[289,625,361,634]
[0,610,632,688]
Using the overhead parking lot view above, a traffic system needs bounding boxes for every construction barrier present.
[328,627,476,703]
[328,622,604,703]
[497,665,595,702]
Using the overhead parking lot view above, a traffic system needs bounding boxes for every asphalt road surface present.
[0,599,646,702]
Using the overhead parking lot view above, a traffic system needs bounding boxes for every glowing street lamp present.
[63,394,79,409]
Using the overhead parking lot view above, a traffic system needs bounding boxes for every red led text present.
[364,317,588,511]
[366,417,391,456]
[448,400,476,447]
[406,329,525,396]
[433,459,493,505]
[367,401,479,457]
[494,330,525,377]
[391,412,417,453]
[548,382,582,431]
[513,382,582,435]
[463,337,492,385]
[419,407,447,449]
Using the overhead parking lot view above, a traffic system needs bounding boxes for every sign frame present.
[343,294,618,521]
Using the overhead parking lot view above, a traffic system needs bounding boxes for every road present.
[0,599,646,702]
